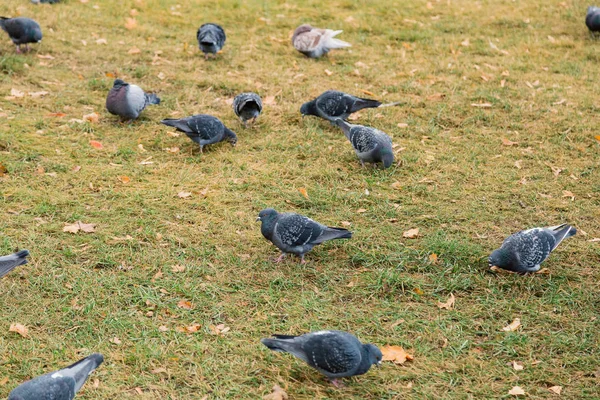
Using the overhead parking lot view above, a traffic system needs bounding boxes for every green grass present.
[1,0,599,398]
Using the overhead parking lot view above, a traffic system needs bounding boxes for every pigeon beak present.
[256,217,261,222]
[377,361,382,368]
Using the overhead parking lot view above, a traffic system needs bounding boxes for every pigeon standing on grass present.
[334,119,395,169]
[300,91,382,122]
[0,17,42,53]
[256,208,352,263]
[261,330,382,387]
[0,250,29,278]
[233,92,262,127]
[292,24,351,58]
[8,353,104,400]
[160,114,237,153]
[197,23,226,59]
[489,224,577,273]
[586,6,600,35]
[106,79,160,121]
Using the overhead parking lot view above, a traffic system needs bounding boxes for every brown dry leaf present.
[429,253,438,264]
[381,345,414,365]
[518,177,527,185]
[10,88,25,98]
[151,367,167,374]
[109,337,122,345]
[172,264,185,273]
[502,318,521,332]
[427,92,445,101]
[595,135,600,142]
[118,175,131,184]
[177,300,192,310]
[0,376,9,386]
[324,69,333,76]
[356,208,367,213]
[177,191,192,198]
[158,325,168,332]
[562,190,574,200]
[263,385,288,400]
[471,103,492,108]
[184,324,201,333]
[83,112,99,123]
[514,160,522,169]
[125,18,137,30]
[96,38,108,45]
[437,293,455,310]
[130,9,139,16]
[460,38,470,47]
[128,47,141,54]
[0,163,7,176]
[47,112,66,117]
[90,140,103,149]
[508,386,525,396]
[63,221,96,234]
[264,95,276,106]
[548,386,562,395]
[511,360,524,371]
[297,187,309,200]
[397,123,408,128]
[550,166,562,176]
[391,181,402,190]
[341,221,351,227]
[9,323,28,337]
[403,228,419,238]
[157,72,166,80]
[209,323,231,335]
[166,147,180,154]
[501,138,518,146]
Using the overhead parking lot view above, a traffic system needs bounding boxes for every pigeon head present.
[353,343,383,375]
[300,100,316,117]
[113,79,127,88]
[488,248,516,270]
[256,208,278,222]
[224,128,237,147]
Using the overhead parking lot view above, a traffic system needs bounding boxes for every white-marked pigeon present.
[233,92,262,127]
[586,6,600,35]
[256,208,352,264]
[197,23,226,59]
[261,330,382,387]
[0,17,42,53]
[160,114,237,153]
[300,90,381,122]
[105,79,160,121]
[8,353,104,400]
[0,250,29,278]
[292,24,351,58]
[334,119,394,169]
[489,224,576,273]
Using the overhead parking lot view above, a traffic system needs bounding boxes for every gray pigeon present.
[160,114,237,153]
[261,330,382,387]
[233,92,262,127]
[31,0,61,3]
[0,249,29,278]
[8,353,103,400]
[0,17,42,53]
[300,91,381,122]
[197,23,226,59]
[105,79,160,121]
[489,224,576,273]
[256,208,352,263]
[292,24,351,58]
[586,6,600,35]
[334,119,394,169]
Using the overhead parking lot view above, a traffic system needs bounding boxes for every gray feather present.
[106,79,160,120]
[0,17,42,45]
[587,6,600,32]
[300,91,381,122]
[160,114,237,151]
[233,92,262,125]
[0,249,29,278]
[334,119,394,168]
[197,23,226,55]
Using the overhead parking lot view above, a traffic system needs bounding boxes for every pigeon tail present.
[145,93,160,105]
[548,224,576,250]
[14,249,30,260]
[325,30,351,49]
[160,118,192,133]
[261,337,301,354]
[0,249,30,278]
[313,227,352,244]
[62,353,104,393]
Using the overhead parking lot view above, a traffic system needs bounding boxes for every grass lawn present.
[1,0,599,398]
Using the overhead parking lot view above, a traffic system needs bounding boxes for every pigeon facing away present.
[31,0,61,3]
[0,250,29,278]
[0,17,42,53]
[489,224,576,273]
[300,91,381,122]
[8,353,104,400]
[106,79,160,121]
[261,330,382,387]
[292,24,351,58]
[233,92,263,127]
[586,6,600,35]
[161,114,237,153]
[197,23,226,59]
[334,119,394,169]
[256,209,352,263]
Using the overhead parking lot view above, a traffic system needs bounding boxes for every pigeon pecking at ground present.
[105,79,160,121]
[256,208,352,264]
[300,90,382,122]
[8,353,104,400]
[261,330,382,387]
[197,23,226,59]
[161,114,237,153]
[0,17,42,53]
[292,24,351,58]
[334,119,395,169]
[31,0,61,3]
[233,92,263,127]
[489,224,576,273]
[586,6,600,35]
[0,249,29,278]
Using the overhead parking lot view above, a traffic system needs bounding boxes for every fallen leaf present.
[550,166,562,176]
[547,35,556,43]
[562,190,574,200]
[46,112,66,117]
[508,386,525,396]
[263,385,288,400]
[324,69,333,76]
[151,367,167,374]
[391,181,402,190]
[209,323,230,335]
[9,323,28,337]
[183,324,201,333]
[589,238,600,242]
[177,191,192,198]
[0,163,7,176]
[172,265,185,273]
[397,123,408,128]
[501,138,518,146]
[109,337,122,345]
[427,92,445,101]
[96,38,108,45]
[514,160,522,169]
[177,300,192,310]
[502,318,521,332]
[90,140,103,149]
[63,221,96,234]
[264,95,276,105]
[429,253,438,264]
[437,293,455,310]
[381,345,414,365]
[118,175,131,184]
[548,386,562,395]
[511,360,524,371]
[471,103,492,108]
[158,325,168,332]
[83,112,99,123]
[10,88,25,98]
[297,187,309,200]
[125,18,137,30]
[37,54,55,59]
[128,47,141,54]
[166,147,180,153]
[341,221,351,227]
[29,91,49,98]
[356,208,367,213]
[460,38,470,47]
[595,135,600,142]
[518,177,527,185]
[403,228,419,238]
[157,72,166,80]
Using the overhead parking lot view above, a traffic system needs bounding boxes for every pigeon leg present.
[273,253,286,263]
[199,145,204,153]
[243,120,248,129]
[25,44,30,52]
[15,45,21,53]
[204,53,209,60]
[299,254,307,264]
[252,116,257,126]
[330,379,345,388]
[360,160,365,168]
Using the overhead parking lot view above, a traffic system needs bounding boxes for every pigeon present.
[233,92,262,127]
[489,224,577,273]
[0,249,29,278]
[300,91,382,122]
[334,119,394,169]
[586,6,600,35]
[160,114,237,153]
[8,353,104,400]
[197,23,226,59]
[31,0,61,3]
[105,79,160,121]
[0,17,42,53]
[261,330,382,387]
[292,24,351,58]
[256,208,352,263]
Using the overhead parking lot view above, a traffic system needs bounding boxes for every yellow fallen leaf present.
[118,175,131,184]
[403,228,419,238]
[0,163,7,176]
[508,386,525,396]
[595,135,600,142]
[177,300,192,310]
[501,138,518,146]
[391,181,402,190]
[502,318,521,332]
[263,385,288,400]
[96,38,108,45]
[548,386,562,395]
[83,112,99,123]
[9,323,28,337]
[63,221,96,234]
[437,293,455,310]
[511,360,524,371]
[297,187,309,200]
[429,253,438,264]
[381,345,414,365]
[90,140,103,149]
[360,89,376,97]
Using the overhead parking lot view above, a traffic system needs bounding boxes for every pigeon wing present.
[275,214,325,248]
